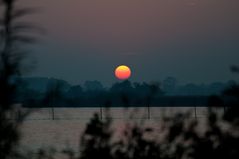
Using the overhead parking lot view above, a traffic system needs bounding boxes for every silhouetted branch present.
[0,0,40,158]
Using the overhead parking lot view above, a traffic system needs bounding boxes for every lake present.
[19,107,223,153]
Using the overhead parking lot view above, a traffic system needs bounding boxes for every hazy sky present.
[22,0,239,86]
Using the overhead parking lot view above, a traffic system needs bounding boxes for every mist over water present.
[20,107,216,151]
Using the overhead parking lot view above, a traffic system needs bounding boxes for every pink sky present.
[20,0,239,85]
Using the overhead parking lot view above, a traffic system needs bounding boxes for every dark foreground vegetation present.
[1,0,239,159]
[0,0,40,158]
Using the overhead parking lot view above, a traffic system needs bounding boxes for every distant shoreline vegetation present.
[13,77,236,107]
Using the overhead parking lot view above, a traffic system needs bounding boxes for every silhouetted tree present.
[79,107,238,159]
[84,80,104,92]
[43,79,67,119]
[163,77,177,95]
[67,85,83,99]
[79,113,113,159]
[79,72,239,159]
[0,0,39,158]
[110,80,133,94]
[222,66,239,125]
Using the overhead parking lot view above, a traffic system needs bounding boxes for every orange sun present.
[115,65,131,80]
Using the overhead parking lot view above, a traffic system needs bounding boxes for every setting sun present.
[115,65,131,80]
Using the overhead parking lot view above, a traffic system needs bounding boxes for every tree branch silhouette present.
[0,0,40,158]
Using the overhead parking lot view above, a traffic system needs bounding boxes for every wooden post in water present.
[194,96,197,119]
[194,106,197,119]
[51,89,55,120]
[51,107,55,120]
[147,105,150,119]
[51,92,55,120]
[100,106,103,120]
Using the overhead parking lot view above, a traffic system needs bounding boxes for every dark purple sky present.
[23,0,239,85]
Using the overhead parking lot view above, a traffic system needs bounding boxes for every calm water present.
[19,107,221,152]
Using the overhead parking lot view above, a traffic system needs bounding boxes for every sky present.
[21,0,239,86]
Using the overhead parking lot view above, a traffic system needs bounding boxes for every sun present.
[115,65,131,80]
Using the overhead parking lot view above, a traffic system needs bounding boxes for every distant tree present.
[208,82,225,95]
[67,85,83,99]
[84,80,104,92]
[133,82,155,97]
[163,77,177,95]
[183,83,199,96]
[44,79,64,106]
[43,79,68,118]
[221,66,239,123]
[208,65,239,118]
[79,68,239,159]
[110,80,133,93]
